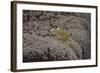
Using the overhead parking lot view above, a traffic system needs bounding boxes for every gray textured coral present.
[23,10,91,62]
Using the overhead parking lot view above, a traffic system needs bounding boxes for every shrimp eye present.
[57,27,60,30]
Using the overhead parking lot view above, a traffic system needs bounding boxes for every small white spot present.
[57,27,60,30]
[50,28,54,31]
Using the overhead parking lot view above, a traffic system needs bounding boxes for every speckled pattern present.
[23,10,91,62]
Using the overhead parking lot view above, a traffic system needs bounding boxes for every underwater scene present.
[23,10,91,62]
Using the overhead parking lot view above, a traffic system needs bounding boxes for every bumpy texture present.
[23,10,91,62]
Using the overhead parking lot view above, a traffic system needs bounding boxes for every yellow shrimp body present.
[50,27,70,41]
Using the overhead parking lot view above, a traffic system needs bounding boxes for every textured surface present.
[23,10,91,62]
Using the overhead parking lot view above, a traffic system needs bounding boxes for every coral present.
[23,10,91,62]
